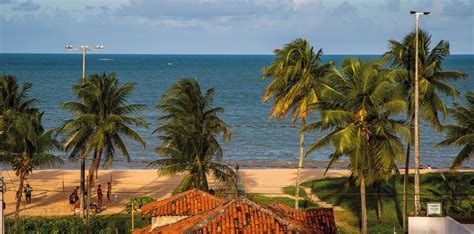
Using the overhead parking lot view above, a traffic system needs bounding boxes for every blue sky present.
[0,0,472,54]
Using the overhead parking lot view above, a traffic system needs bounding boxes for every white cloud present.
[12,0,40,11]
[0,0,472,54]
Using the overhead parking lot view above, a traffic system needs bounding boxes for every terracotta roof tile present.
[279,208,337,233]
[140,189,227,217]
[148,198,323,233]
[263,200,337,233]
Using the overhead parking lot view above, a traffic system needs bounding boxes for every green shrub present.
[5,214,150,234]
[124,195,156,213]
[6,216,85,234]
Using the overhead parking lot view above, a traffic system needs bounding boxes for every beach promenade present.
[1,169,352,217]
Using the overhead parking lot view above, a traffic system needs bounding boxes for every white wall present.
[409,217,473,234]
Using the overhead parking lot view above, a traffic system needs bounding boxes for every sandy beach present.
[1,169,351,217]
[0,168,465,217]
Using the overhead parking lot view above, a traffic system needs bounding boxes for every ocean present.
[0,54,472,169]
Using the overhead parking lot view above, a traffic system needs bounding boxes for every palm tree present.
[424,172,473,217]
[262,39,334,209]
[383,30,467,220]
[305,59,409,234]
[150,78,235,194]
[436,92,473,168]
[62,73,147,222]
[0,75,60,230]
[1,112,63,229]
[0,74,38,115]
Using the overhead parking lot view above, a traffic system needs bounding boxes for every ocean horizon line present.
[2,52,473,56]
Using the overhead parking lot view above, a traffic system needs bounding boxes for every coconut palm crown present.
[150,78,234,194]
[383,30,467,129]
[62,73,147,166]
[0,74,38,115]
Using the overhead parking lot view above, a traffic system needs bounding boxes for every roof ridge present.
[141,189,226,215]
[194,189,228,203]
[140,189,195,213]
[153,199,235,232]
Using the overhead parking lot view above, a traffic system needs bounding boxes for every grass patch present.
[301,172,474,233]
[246,193,317,209]
[282,186,308,199]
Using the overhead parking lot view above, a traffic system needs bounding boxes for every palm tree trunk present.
[403,112,415,231]
[201,171,209,191]
[375,182,382,223]
[95,156,100,179]
[295,117,306,210]
[403,143,410,230]
[196,155,208,191]
[80,154,86,219]
[360,175,367,234]
[14,173,25,230]
[85,150,100,224]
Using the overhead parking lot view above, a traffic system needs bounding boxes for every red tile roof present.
[140,189,227,217]
[134,190,337,234]
[145,198,325,233]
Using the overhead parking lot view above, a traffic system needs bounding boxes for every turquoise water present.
[0,54,472,168]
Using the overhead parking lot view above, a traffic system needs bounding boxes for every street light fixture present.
[410,11,430,15]
[65,44,104,80]
[410,10,429,217]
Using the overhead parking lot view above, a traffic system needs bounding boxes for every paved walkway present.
[304,188,345,211]
[262,186,346,212]
[264,194,305,200]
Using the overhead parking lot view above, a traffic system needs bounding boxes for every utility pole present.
[82,46,86,80]
[410,10,429,217]
[65,44,104,81]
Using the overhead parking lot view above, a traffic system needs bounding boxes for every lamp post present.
[410,10,429,217]
[64,44,103,218]
[65,45,104,80]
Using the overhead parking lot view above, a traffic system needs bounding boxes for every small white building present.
[409,217,474,234]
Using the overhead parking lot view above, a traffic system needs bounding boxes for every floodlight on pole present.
[65,44,104,80]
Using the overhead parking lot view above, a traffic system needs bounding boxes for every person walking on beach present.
[69,192,76,211]
[106,182,111,203]
[24,184,32,204]
[97,184,103,208]
[73,186,79,202]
